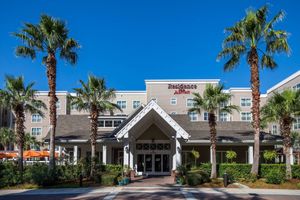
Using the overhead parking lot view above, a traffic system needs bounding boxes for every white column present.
[73,145,78,165]
[210,146,213,163]
[248,146,254,164]
[129,142,134,169]
[290,147,294,165]
[58,146,62,157]
[123,140,129,167]
[172,135,181,170]
[102,145,107,164]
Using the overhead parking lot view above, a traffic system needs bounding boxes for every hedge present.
[189,163,300,180]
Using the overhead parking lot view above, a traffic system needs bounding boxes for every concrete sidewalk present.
[1,187,300,196]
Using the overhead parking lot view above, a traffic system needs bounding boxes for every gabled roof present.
[171,115,282,142]
[114,100,190,140]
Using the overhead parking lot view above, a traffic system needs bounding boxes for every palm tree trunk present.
[90,105,99,179]
[248,47,260,176]
[280,118,292,180]
[209,113,217,179]
[15,106,25,179]
[46,52,57,173]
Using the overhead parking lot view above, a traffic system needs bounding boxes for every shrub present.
[265,169,285,184]
[0,162,22,187]
[101,174,117,186]
[24,163,55,186]
[263,150,277,163]
[292,165,300,179]
[226,151,237,163]
[186,170,210,186]
[219,164,251,181]
[260,164,285,178]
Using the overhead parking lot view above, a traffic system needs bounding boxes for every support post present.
[73,145,78,165]
[248,146,254,164]
[173,134,181,170]
[210,146,213,163]
[123,140,129,167]
[290,147,294,165]
[102,145,107,164]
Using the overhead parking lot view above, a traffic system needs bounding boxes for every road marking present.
[103,190,120,200]
[180,188,196,200]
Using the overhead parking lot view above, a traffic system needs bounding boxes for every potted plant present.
[123,165,131,184]
[117,176,124,186]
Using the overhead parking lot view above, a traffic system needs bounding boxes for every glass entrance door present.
[155,154,162,172]
[137,153,170,174]
[145,154,152,172]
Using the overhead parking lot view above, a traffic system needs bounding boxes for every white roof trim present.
[267,70,300,94]
[36,91,69,95]
[115,100,190,140]
[145,79,220,84]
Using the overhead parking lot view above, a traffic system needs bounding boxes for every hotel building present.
[21,70,300,175]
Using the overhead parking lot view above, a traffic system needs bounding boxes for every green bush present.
[292,165,300,179]
[219,164,251,181]
[101,173,117,186]
[24,163,54,186]
[265,169,285,184]
[260,164,285,178]
[0,162,22,187]
[186,170,210,186]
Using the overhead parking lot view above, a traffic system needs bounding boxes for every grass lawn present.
[240,179,300,189]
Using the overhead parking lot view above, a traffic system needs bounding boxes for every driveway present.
[1,187,300,200]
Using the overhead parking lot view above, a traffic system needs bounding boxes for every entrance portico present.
[115,100,190,175]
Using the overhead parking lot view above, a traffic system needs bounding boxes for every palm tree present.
[261,89,300,179]
[217,5,290,175]
[14,15,80,172]
[24,133,41,150]
[189,84,239,178]
[0,127,15,151]
[69,75,121,178]
[0,76,46,174]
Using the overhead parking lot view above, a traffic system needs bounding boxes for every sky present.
[0,0,299,93]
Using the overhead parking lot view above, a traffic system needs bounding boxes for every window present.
[31,128,42,136]
[272,124,278,135]
[186,98,195,107]
[132,101,141,109]
[31,114,42,123]
[113,120,123,127]
[56,100,61,109]
[240,98,251,107]
[98,119,124,128]
[170,97,177,105]
[188,111,198,121]
[203,112,209,121]
[241,112,252,121]
[117,101,126,109]
[170,111,177,115]
[293,83,300,91]
[220,112,229,122]
[220,101,228,108]
[294,117,300,130]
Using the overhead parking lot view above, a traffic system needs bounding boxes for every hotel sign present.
[168,84,197,95]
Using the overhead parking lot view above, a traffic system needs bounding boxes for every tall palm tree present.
[261,89,300,179]
[69,75,121,178]
[14,15,80,172]
[24,133,41,150]
[189,84,239,178]
[0,127,15,151]
[217,5,290,175]
[0,76,46,174]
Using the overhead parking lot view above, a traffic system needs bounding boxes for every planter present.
[118,180,124,186]
[123,177,130,185]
